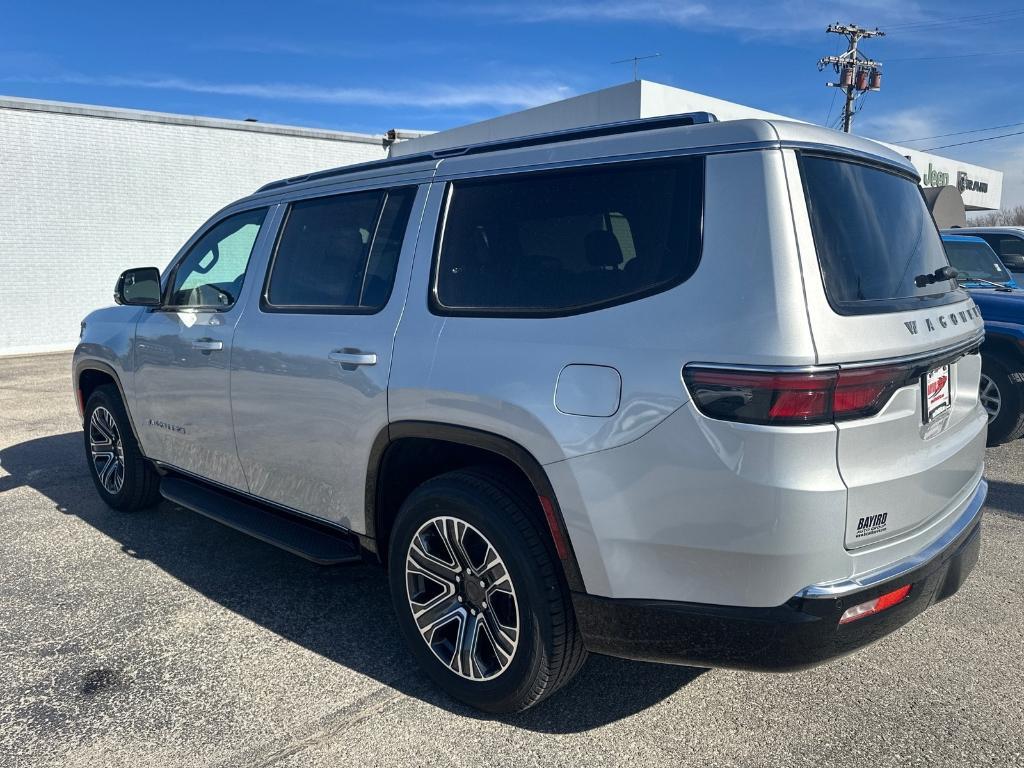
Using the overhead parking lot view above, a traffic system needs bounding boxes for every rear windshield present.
[800,154,962,314]
[943,240,1014,285]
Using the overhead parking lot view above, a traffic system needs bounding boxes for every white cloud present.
[10,72,573,110]
[854,106,947,144]
[462,0,927,35]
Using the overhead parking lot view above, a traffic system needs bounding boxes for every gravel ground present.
[1,352,1021,768]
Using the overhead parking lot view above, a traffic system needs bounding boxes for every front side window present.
[169,208,268,308]
[265,187,416,311]
[433,156,704,315]
[800,154,962,314]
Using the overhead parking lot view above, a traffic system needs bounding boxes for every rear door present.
[787,151,986,549]
[230,185,422,531]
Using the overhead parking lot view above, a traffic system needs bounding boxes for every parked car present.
[943,226,1024,278]
[75,114,987,713]
[942,233,1024,444]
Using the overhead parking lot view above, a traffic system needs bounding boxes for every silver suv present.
[75,114,988,713]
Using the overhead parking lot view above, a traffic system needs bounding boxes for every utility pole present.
[612,53,661,81]
[818,23,884,133]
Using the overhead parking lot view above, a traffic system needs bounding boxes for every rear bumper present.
[573,478,985,671]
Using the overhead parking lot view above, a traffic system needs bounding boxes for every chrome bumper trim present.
[797,477,987,599]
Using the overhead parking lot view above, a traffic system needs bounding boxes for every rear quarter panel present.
[388,148,816,465]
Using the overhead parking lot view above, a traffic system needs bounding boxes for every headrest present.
[584,230,623,268]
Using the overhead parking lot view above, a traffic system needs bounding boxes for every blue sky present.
[4,1,1024,205]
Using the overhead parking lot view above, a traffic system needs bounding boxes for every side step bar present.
[160,476,362,565]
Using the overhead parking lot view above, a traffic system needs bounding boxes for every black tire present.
[981,355,1024,446]
[83,385,162,511]
[387,467,586,713]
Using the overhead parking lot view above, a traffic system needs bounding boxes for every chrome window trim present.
[682,330,984,376]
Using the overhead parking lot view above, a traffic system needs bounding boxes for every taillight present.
[683,364,912,426]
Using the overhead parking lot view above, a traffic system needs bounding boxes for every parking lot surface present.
[1,352,1021,768]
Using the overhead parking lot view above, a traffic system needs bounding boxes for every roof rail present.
[256,111,718,194]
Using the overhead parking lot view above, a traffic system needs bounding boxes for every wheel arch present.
[366,421,585,592]
[75,360,144,449]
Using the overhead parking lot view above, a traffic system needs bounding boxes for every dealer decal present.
[856,513,888,538]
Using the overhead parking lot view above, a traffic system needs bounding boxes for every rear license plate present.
[923,364,951,422]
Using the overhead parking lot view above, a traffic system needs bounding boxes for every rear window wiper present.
[914,266,958,287]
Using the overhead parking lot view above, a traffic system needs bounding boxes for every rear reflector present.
[538,495,568,560]
[838,584,912,625]
[683,364,913,426]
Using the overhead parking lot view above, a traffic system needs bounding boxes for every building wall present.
[392,80,1003,211]
[0,100,385,355]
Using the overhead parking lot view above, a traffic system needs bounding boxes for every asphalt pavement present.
[1,352,1021,767]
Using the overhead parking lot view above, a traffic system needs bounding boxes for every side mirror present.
[115,267,162,306]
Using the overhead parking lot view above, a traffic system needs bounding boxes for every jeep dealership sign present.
[889,148,1003,211]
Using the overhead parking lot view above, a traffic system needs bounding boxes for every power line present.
[888,49,1024,62]
[924,128,1024,151]
[885,8,1024,31]
[896,120,1024,144]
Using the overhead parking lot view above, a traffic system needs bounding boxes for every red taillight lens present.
[838,584,912,624]
[833,366,905,419]
[684,364,912,426]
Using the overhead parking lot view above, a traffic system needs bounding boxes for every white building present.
[0,82,1004,356]
[0,96,389,356]
[391,80,1003,212]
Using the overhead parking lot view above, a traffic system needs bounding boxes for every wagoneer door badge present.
[904,306,981,335]
[148,418,186,434]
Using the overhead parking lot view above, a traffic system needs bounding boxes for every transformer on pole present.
[818,23,884,133]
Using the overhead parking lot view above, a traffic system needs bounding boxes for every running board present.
[160,476,362,565]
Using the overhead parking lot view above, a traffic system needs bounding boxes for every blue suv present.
[943,233,1024,444]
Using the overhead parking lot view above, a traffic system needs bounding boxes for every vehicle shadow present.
[0,431,704,733]
[980,478,1024,518]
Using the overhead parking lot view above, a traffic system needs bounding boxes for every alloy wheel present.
[405,516,519,681]
[979,373,1001,423]
[89,406,125,494]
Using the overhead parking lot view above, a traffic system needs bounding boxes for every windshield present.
[943,240,1014,286]
[800,154,961,314]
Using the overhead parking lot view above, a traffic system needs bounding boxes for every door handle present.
[192,338,224,351]
[328,350,377,366]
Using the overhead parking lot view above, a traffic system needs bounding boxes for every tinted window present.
[980,234,1024,271]
[266,188,415,310]
[433,157,704,314]
[169,208,267,308]
[800,155,958,313]
[943,240,1013,285]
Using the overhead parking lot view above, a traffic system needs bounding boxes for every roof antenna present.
[612,53,661,81]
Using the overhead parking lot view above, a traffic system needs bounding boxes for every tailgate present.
[836,342,987,549]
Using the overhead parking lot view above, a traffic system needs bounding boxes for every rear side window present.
[800,154,961,314]
[433,156,704,315]
[264,187,416,312]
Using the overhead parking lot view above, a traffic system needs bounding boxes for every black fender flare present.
[365,420,585,592]
[74,359,146,451]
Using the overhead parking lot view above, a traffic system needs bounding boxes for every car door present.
[133,206,272,491]
[230,184,423,530]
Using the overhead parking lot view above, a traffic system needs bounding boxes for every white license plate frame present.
[923,364,951,422]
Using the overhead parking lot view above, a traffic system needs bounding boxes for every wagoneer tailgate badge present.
[904,306,981,335]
